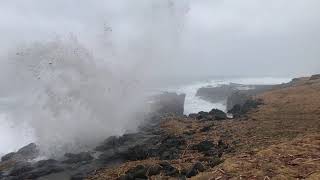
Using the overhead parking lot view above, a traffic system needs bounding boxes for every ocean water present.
[167,77,292,115]
[0,77,291,156]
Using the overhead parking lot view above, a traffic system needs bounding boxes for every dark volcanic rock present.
[227,91,250,111]
[63,152,93,164]
[4,159,65,180]
[125,145,151,161]
[1,152,16,162]
[226,85,274,111]
[96,131,161,162]
[200,123,215,132]
[17,143,39,158]
[125,165,148,179]
[119,163,166,180]
[192,140,231,159]
[188,108,227,121]
[97,131,186,163]
[196,84,238,103]
[209,109,227,120]
[151,92,186,116]
[1,143,39,162]
[95,136,127,151]
[25,159,65,179]
[207,157,223,168]
[119,164,163,180]
[188,113,198,119]
[8,162,34,177]
[157,135,186,160]
[186,162,205,178]
[310,74,320,80]
[192,140,215,152]
[159,161,179,177]
[147,164,162,176]
[228,98,263,118]
[123,135,186,161]
[98,149,123,163]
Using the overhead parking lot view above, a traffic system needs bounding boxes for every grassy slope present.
[88,77,320,179]
[193,77,320,179]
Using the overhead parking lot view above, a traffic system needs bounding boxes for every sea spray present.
[0,0,190,157]
[1,38,149,157]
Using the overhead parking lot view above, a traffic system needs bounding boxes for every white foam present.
[168,77,291,115]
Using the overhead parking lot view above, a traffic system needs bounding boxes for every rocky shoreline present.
[0,92,189,180]
[1,75,319,179]
[196,83,275,111]
[0,93,263,180]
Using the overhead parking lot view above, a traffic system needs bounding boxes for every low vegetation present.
[88,76,320,179]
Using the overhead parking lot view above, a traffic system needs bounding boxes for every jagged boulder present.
[154,135,186,160]
[310,74,320,80]
[192,140,232,159]
[150,92,186,116]
[209,109,227,120]
[192,140,215,152]
[196,84,238,103]
[63,152,93,164]
[1,143,39,162]
[4,159,65,180]
[228,99,263,118]
[188,108,227,121]
[227,91,250,111]
[186,162,205,178]
[159,161,179,177]
[123,165,148,179]
[97,132,186,163]
[118,162,181,180]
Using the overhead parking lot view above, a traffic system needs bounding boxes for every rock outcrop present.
[188,108,227,121]
[1,143,39,162]
[196,84,240,103]
[310,74,320,80]
[150,92,186,116]
[228,98,264,118]
[195,83,274,111]
[226,85,274,111]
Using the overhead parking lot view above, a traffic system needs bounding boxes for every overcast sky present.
[0,0,319,78]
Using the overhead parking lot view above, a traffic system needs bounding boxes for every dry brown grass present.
[192,78,320,179]
[88,77,320,179]
[194,133,320,180]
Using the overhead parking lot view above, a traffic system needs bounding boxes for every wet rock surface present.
[310,74,320,80]
[188,108,227,121]
[186,162,205,178]
[196,84,240,103]
[228,98,264,118]
[226,85,274,111]
[1,159,66,180]
[1,106,231,180]
[195,83,274,112]
[63,152,93,164]
[96,132,186,163]
[192,139,232,158]
[1,143,39,162]
[150,92,186,116]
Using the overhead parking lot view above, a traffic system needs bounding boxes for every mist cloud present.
[1,0,319,78]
